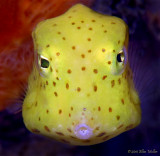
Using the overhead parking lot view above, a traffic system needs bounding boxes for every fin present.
[128,35,159,104]
[0,37,33,113]
[5,81,27,114]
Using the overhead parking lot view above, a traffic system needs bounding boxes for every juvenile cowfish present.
[23,4,141,145]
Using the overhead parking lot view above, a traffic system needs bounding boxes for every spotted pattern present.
[56,132,64,136]
[44,126,50,132]
[93,85,97,92]
[96,132,106,137]
[77,87,81,92]
[53,81,56,86]
[23,4,141,146]
[54,92,58,97]
[116,115,120,120]
[111,80,115,88]
[87,38,91,41]
[66,83,69,89]
[109,107,112,112]
[71,107,73,111]
[98,106,101,111]
[117,124,124,129]
[72,46,76,50]
[61,139,70,144]
[31,128,40,133]
[67,69,72,74]
[93,69,98,74]
[88,49,91,53]
[102,48,106,52]
[81,54,85,58]
[67,128,72,133]
[118,78,121,85]
[121,99,124,104]
[59,109,62,114]
[81,66,86,71]
[108,61,111,65]
[102,75,107,80]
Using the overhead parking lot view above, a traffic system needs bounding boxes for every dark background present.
[0,0,160,155]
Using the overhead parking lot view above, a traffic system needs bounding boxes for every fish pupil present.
[41,58,49,68]
[117,52,124,63]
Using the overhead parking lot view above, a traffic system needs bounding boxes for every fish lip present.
[74,123,93,140]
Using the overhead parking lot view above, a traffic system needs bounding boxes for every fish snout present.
[74,123,93,140]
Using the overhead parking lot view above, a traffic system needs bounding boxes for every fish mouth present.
[74,123,93,140]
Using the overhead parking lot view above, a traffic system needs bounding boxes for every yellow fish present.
[22,4,141,145]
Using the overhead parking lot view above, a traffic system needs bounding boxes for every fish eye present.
[41,58,49,68]
[117,50,124,63]
[37,55,50,77]
[111,47,127,75]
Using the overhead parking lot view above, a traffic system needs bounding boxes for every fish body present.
[23,4,141,145]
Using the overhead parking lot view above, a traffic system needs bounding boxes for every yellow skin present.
[22,4,141,145]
